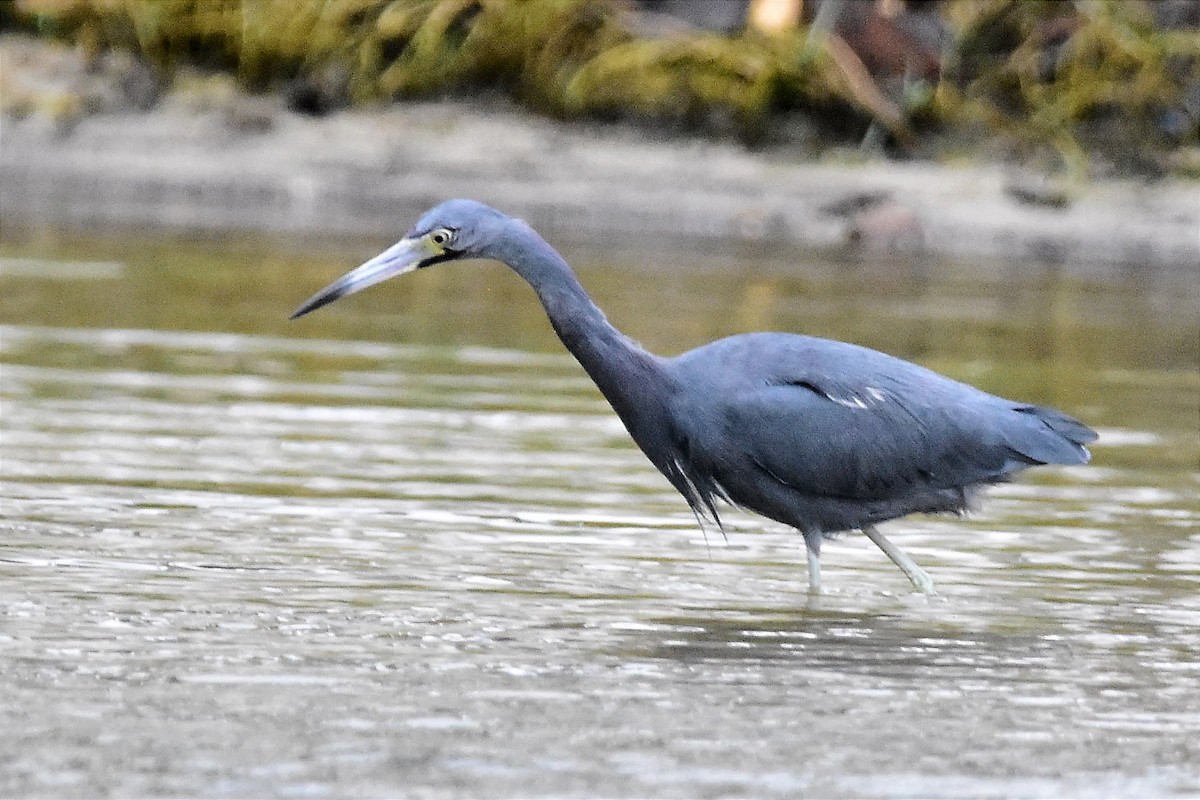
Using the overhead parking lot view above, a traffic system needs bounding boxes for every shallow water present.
[1,224,1198,798]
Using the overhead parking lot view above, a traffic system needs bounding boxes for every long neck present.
[490,221,674,436]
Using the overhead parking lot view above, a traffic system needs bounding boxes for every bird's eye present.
[430,228,454,247]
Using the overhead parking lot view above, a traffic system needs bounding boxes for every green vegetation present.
[946,0,1200,175]
[7,0,1198,175]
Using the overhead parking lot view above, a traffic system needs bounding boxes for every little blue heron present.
[292,199,1097,593]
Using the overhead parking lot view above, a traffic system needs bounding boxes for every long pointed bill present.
[290,236,434,319]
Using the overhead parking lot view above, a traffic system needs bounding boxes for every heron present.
[291,199,1097,594]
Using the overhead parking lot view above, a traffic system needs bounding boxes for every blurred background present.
[4,0,1200,173]
[1,2,1198,798]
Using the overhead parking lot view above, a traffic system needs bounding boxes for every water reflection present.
[1,226,1198,798]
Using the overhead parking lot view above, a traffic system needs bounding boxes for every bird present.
[291,199,1097,594]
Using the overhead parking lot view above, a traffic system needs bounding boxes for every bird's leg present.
[862,525,935,594]
[806,548,822,594]
[802,531,822,594]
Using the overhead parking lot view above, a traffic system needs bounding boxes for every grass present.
[7,0,1198,175]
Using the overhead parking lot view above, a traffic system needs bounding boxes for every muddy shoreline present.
[2,42,1197,272]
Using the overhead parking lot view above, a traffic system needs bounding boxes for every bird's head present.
[290,199,508,319]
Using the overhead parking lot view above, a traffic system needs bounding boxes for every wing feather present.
[668,332,1093,508]
[730,381,1009,501]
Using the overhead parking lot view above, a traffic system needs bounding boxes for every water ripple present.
[2,319,1197,799]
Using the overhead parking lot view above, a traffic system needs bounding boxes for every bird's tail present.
[1007,405,1098,466]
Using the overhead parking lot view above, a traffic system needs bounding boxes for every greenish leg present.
[806,545,822,594]
[862,524,935,594]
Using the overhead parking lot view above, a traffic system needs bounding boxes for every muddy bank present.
[1,42,1197,271]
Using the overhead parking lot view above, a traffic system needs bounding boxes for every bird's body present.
[292,199,1096,593]
[664,332,1091,530]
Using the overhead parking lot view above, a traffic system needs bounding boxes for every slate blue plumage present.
[292,199,1097,593]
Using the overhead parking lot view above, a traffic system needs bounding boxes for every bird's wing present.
[719,373,1026,501]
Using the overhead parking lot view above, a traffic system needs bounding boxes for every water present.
[1,224,1198,798]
